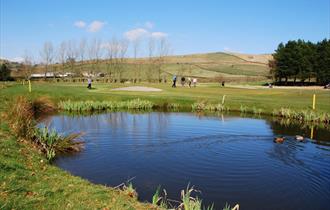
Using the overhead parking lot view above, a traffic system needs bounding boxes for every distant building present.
[30,72,75,79]
[30,72,55,78]
[57,72,75,78]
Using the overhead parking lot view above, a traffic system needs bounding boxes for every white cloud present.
[124,28,148,41]
[6,57,24,63]
[144,21,154,29]
[223,47,230,52]
[151,32,168,39]
[87,21,106,32]
[223,47,241,53]
[74,21,86,28]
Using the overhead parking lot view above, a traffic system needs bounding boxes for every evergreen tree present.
[271,39,330,85]
[0,63,11,81]
[315,39,330,85]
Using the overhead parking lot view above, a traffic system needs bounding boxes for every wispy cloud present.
[87,21,106,32]
[74,20,106,32]
[144,21,154,29]
[74,20,86,28]
[151,32,168,39]
[1,57,25,63]
[124,28,148,41]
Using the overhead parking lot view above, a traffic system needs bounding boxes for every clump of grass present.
[192,102,228,112]
[176,185,215,210]
[5,96,56,139]
[223,203,231,210]
[272,108,329,123]
[122,182,138,199]
[34,127,84,160]
[240,105,248,113]
[31,96,56,118]
[152,186,162,206]
[251,106,263,115]
[167,103,180,110]
[179,185,202,210]
[5,96,84,160]
[151,186,169,209]
[5,96,36,139]
[59,99,154,112]
[126,98,154,109]
[191,102,206,111]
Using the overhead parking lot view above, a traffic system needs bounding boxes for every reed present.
[34,127,84,160]
[192,102,228,112]
[178,185,203,210]
[59,99,154,112]
[152,186,162,206]
[272,108,329,123]
[240,105,248,113]
[5,96,36,139]
[5,96,84,160]
[122,182,138,199]
[252,106,263,115]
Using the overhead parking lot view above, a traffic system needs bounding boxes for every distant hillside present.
[15,52,272,82]
[227,52,273,64]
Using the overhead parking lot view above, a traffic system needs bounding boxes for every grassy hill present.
[18,52,272,82]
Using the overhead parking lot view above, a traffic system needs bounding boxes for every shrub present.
[34,127,84,160]
[5,96,35,139]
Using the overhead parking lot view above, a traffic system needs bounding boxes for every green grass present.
[1,82,329,115]
[59,99,154,112]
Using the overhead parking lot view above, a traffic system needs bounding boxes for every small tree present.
[22,50,34,79]
[40,41,54,79]
[156,37,170,82]
[0,63,11,81]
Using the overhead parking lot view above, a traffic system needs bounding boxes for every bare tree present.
[22,50,34,79]
[88,38,102,75]
[117,39,128,82]
[105,37,117,80]
[66,40,78,76]
[58,41,67,78]
[147,37,155,82]
[156,37,170,82]
[132,38,141,82]
[40,41,54,79]
[79,38,87,72]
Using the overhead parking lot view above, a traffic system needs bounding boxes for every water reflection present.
[41,112,330,210]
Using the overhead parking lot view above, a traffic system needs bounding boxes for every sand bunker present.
[112,86,162,92]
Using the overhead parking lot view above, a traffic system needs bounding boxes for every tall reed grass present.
[34,127,84,160]
[272,108,329,123]
[5,96,83,160]
[192,101,328,124]
[59,99,154,112]
[192,102,228,112]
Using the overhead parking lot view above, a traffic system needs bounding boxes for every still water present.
[42,112,330,210]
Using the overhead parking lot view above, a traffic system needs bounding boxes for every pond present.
[42,112,330,210]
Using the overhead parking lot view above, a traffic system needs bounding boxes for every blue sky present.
[1,0,329,61]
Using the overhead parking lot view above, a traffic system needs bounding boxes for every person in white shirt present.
[192,78,197,87]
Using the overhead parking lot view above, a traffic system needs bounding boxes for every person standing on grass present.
[181,76,186,86]
[193,78,197,87]
[172,75,177,88]
[188,77,192,88]
[87,78,92,89]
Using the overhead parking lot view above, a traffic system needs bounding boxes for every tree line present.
[270,39,330,85]
[21,36,171,82]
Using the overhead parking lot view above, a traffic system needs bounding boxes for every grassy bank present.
[0,124,156,210]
